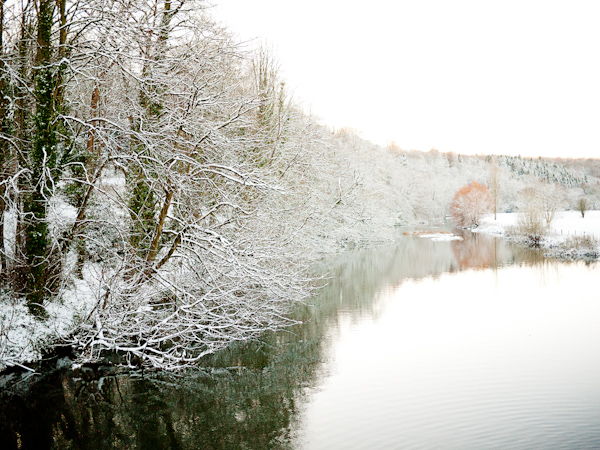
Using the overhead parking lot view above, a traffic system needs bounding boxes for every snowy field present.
[476,210,600,239]
[475,211,600,257]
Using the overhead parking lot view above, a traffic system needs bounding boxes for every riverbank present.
[475,211,600,260]
[2,211,598,373]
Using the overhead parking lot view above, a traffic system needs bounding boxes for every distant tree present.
[577,197,588,218]
[488,156,500,220]
[386,141,403,153]
[450,181,493,227]
[517,187,546,245]
[539,184,566,226]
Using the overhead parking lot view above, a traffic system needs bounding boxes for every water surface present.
[295,259,600,449]
[1,232,599,449]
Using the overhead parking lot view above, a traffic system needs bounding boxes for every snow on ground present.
[548,211,600,239]
[474,213,519,236]
[420,233,464,242]
[476,211,600,258]
[0,178,124,372]
[477,211,600,238]
[0,264,100,371]
[404,230,464,242]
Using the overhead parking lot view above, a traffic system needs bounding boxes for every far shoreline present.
[474,211,600,261]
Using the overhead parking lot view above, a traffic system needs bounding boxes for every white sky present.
[211,1,600,159]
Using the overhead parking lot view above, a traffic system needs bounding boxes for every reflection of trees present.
[452,233,497,270]
[0,233,544,449]
[0,363,304,449]
[451,231,544,270]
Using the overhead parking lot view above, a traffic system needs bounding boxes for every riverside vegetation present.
[0,0,599,371]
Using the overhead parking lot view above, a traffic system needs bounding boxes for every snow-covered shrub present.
[560,235,599,253]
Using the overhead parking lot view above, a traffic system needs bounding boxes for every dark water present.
[1,231,599,449]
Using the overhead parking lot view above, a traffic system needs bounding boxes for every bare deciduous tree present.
[516,186,547,245]
[577,197,588,218]
[450,181,493,228]
[539,183,565,226]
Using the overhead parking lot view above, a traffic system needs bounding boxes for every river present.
[1,230,599,449]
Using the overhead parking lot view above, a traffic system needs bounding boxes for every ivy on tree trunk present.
[24,0,57,315]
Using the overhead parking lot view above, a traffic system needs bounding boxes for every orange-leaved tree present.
[450,181,493,227]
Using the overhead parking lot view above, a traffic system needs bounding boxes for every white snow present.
[419,233,464,242]
[473,213,519,236]
[548,211,600,239]
[0,263,100,371]
[477,211,600,239]
[431,235,464,242]
[476,211,600,257]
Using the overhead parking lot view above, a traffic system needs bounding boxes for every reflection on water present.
[1,233,598,449]
[297,261,600,449]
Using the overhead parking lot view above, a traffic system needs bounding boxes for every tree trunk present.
[146,187,173,264]
[0,0,6,278]
[87,86,100,155]
[14,4,31,280]
[24,0,56,315]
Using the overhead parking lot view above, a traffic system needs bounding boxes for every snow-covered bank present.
[475,211,600,259]
[0,267,100,372]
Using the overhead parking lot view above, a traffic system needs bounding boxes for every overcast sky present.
[212,1,600,159]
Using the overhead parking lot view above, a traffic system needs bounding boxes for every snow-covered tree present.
[489,156,500,220]
[0,0,321,368]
